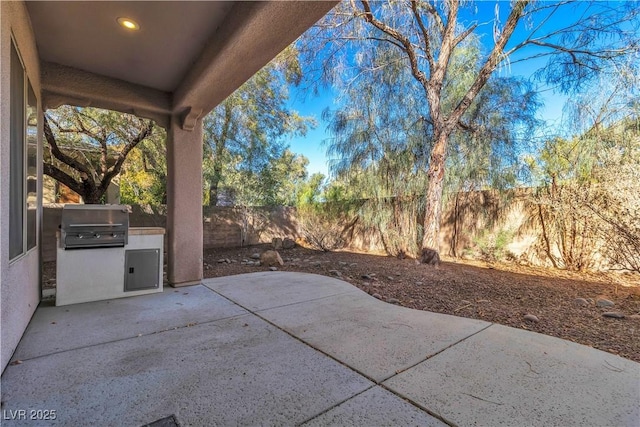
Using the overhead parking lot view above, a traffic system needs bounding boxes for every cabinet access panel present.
[124,249,160,291]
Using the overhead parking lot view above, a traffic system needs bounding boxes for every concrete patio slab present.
[384,323,640,426]
[256,290,490,382]
[301,386,448,426]
[203,271,360,311]
[2,313,373,426]
[11,285,246,361]
[3,272,639,427]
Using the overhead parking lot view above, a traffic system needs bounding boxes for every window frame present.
[9,35,38,263]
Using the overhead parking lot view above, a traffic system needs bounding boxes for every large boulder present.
[260,250,284,267]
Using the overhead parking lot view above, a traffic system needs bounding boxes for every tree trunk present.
[209,173,221,207]
[83,190,102,204]
[421,132,448,255]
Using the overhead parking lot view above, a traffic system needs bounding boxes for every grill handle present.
[68,223,124,227]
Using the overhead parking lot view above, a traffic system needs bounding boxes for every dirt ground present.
[43,243,640,362]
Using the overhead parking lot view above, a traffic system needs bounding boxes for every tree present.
[44,106,155,203]
[302,0,640,258]
[119,131,168,206]
[220,148,311,207]
[296,172,326,207]
[526,65,640,271]
[203,46,315,206]
[321,21,540,256]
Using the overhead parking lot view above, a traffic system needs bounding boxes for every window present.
[9,38,38,261]
[27,81,38,250]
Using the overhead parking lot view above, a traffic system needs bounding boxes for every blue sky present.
[283,1,601,177]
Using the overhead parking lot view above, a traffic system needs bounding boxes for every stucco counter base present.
[56,227,165,306]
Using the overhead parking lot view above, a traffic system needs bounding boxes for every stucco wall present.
[1,1,42,373]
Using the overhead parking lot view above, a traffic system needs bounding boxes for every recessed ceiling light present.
[117,17,140,31]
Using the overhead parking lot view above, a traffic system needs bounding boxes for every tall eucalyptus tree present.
[303,0,640,257]
[203,46,314,206]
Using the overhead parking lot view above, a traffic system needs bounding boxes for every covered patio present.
[1,0,336,372]
[3,272,638,426]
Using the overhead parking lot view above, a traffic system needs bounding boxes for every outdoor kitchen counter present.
[56,227,165,306]
[129,227,165,236]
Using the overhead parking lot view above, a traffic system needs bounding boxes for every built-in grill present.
[61,204,129,249]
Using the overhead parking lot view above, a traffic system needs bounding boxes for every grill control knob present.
[94,233,101,238]
[112,233,119,238]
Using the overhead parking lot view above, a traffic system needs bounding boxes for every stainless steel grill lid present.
[61,204,129,249]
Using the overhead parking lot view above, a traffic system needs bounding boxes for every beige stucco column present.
[166,114,203,286]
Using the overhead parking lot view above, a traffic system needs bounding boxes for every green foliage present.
[44,106,155,204]
[295,173,325,207]
[203,46,315,207]
[472,229,514,262]
[527,68,640,271]
[119,130,168,206]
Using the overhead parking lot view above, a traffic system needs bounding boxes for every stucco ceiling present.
[26,1,337,126]
[27,1,234,92]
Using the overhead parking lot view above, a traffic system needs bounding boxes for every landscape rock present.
[282,238,296,249]
[338,261,347,266]
[596,298,615,308]
[524,314,539,323]
[250,253,261,260]
[328,270,342,277]
[573,298,589,306]
[271,238,283,250]
[387,298,400,304]
[372,293,382,299]
[260,250,284,267]
[361,274,373,280]
[269,267,278,271]
[602,312,625,319]
[415,281,424,286]
[629,314,640,320]
[420,248,441,266]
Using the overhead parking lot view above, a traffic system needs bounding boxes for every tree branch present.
[410,0,434,72]
[448,0,530,129]
[43,115,94,179]
[100,121,154,193]
[43,163,85,197]
[422,1,445,34]
[359,0,428,87]
[453,23,478,48]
